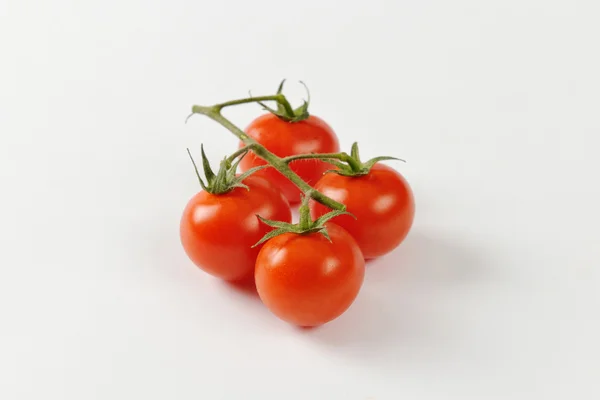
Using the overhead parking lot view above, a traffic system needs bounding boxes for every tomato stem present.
[298,194,312,230]
[215,95,289,112]
[254,80,310,122]
[283,143,404,177]
[283,152,363,172]
[189,101,346,211]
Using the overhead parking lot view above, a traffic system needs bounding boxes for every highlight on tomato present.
[253,204,365,327]
[310,143,415,259]
[180,146,291,282]
[239,81,339,204]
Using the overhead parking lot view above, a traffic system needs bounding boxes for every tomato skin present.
[255,223,365,327]
[239,113,340,204]
[180,176,291,281]
[310,164,415,259]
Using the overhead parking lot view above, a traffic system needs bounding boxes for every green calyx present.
[253,195,354,247]
[187,145,266,195]
[324,142,402,177]
[257,79,311,123]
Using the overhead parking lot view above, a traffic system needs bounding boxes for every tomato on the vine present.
[239,113,339,204]
[180,155,291,281]
[255,223,365,327]
[310,163,415,259]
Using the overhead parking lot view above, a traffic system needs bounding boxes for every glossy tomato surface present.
[239,113,339,204]
[255,223,365,327]
[180,176,291,281]
[310,164,415,259]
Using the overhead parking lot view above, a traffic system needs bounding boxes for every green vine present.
[189,95,346,212]
[187,88,400,242]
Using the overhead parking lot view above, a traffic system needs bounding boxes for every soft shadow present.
[378,231,492,285]
[139,217,260,297]
[221,276,260,299]
[302,231,501,363]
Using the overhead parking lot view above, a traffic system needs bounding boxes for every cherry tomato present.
[255,223,365,327]
[239,113,340,204]
[310,164,415,259]
[180,176,291,281]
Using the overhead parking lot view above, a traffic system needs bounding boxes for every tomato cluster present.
[182,84,414,327]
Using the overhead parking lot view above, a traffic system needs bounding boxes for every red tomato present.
[255,223,365,327]
[310,164,415,259]
[239,113,340,204]
[180,176,291,281]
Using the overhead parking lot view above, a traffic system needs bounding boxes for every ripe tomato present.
[239,113,340,204]
[180,175,291,281]
[310,164,415,259]
[255,223,365,327]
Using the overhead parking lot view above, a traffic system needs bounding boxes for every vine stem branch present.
[283,152,363,172]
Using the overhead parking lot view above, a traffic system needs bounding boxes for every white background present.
[1,0,599,399]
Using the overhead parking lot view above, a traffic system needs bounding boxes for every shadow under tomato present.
[222,276,260,299]
[296,325,319,331]
[300,230,506,364]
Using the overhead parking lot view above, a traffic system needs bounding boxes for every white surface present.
[1,1,599,399]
